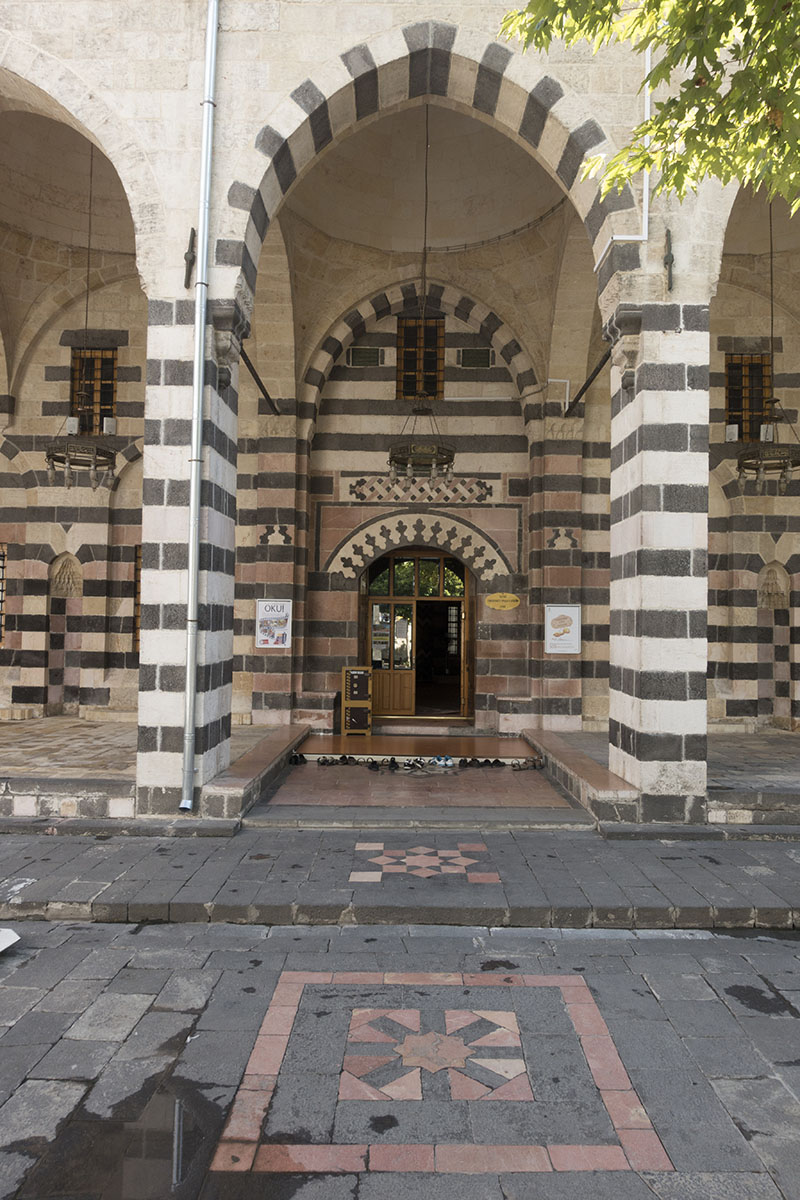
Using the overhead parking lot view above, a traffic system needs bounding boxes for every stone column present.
[607,302,710,822]
[135,297,244,815]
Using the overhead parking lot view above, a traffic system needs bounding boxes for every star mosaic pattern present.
[350,842,500,884]
[210,970,675,1177]
[341,1009,532,1101]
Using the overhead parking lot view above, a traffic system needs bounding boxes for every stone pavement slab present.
[0,922,798,1198]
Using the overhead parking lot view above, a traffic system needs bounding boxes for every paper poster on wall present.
[256,599,292,648]
[545,604,581,654]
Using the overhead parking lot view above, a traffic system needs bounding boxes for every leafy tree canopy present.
[500,0,800,212]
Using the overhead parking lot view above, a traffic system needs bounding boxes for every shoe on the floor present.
[297,753,306,764]
[402,760,416,771]
[443,755,454,768]
[468,758,480,768]
[412,757,426,769]
[481,759,492,768]
[367,759,379,772]
[289,753,299,765]
[388,757,399,771]
[433,755,446,767]
[458,758,469,768]
[491,759,503,768]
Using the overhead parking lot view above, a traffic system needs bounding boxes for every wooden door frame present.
[360,549,474,719]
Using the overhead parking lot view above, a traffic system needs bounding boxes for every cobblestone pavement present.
[0,922,799,1198]
[1,830,800,929]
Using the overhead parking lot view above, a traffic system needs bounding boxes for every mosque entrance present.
[363,550,473,719]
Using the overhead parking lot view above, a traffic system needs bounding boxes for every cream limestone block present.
[639,638,708,674]
[108,797,135,819]
[639,450,708,486]
[136,752,183,788]
[637,393,711,426]
[638,576,708,610]
[639,512,706,549]
[13,796,37,817]
[145,325,194,359]
[637,699,707,735]
[639,760,707,794]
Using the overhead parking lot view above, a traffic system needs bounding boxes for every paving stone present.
[174,1031,256,1087]
[153,969,221,1011]
[67,947,134,979]
[1,946,92,988]
[640,1173,786,1200]
[0,1079,86,1148]
[81,1055,169,1121]
[28,1038,116,1081]
[713,1077,800,1199]
[681,1035,770,1078]
[628,1067,761,1171]
[104,967,173,995]
[0,1009,75,1046]
[0,1042,51,1106]
[34,978,106,1013]
[0,987,43,1025]
[357,1175,505,1200]
[65,992,152,1042]
[113,1011,193,1060]
[499,1175,656,1199]
[0,1151,35,1200]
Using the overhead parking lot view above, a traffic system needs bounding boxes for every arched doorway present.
[362,549,474,719]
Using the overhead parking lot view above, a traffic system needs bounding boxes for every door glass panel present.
[393,559,415,596]
[443,558,465,596]
[368,558,391,595]
[393,604,413,670]
[371,603,391,668]
[418,558,440,597]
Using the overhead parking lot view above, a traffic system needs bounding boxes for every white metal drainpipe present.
[593,46,652,273]
[181,0,219,811]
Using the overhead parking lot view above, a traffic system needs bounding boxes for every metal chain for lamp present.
[45,143,116,490]
[388,104,455,485]
[737,202,800,495]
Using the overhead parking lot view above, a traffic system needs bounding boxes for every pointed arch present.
[300,279,539,430]
[219,23,640,316]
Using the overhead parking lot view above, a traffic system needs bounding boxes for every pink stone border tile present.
[210,970,674,1177]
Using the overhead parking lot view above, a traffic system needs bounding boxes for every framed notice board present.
[341,666,372,735]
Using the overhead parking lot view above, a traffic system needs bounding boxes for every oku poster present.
[256,599,293,648]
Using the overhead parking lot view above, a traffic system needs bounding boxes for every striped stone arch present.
[302,280,538,411]
[0,45,166,267]
[221,22,639,312]
[324,510,516,584]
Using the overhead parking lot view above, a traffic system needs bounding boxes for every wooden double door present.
[362,550,473,718]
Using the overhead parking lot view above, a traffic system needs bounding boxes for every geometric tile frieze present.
[211,970,675,1177]
[348,475,494,504]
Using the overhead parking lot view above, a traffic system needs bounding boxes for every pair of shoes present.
[318,756,335,766]
[289,752,307,765]
[468,757,480,768]
[435,754,454,768]
[367,759,380,772]
[512,758,542,771]
[387,757,399,772]
[458,758,469,769]
[403,757,426,771]
[490,758,504,768]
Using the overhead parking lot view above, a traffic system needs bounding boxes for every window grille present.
[133,545,142,654]
[396,318,444,401]
[70,348,117,434]
[0,544,6,643]
[725,353,771,441]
